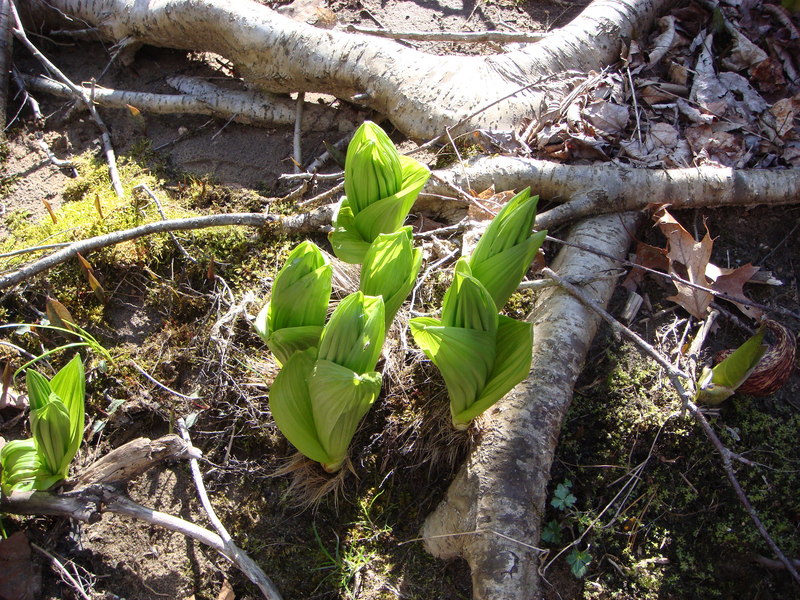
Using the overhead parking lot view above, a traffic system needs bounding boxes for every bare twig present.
[0,210,351,291]
[9,4,124,196]
[133,183,197,263]
[542,267,800,584]
[177,418,283,600]
[0,0,12,129]
[345,25,548,43]
[31,543,93,600]
[293,92,304,173]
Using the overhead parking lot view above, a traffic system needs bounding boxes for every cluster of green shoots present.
[0,355,85,494]
[255,121,546,471]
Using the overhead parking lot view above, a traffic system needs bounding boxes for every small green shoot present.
[551,480,577,511]
[566,547,592,578]
[541,520,562,544]
[695,326,767,405]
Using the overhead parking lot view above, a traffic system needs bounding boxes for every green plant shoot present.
[329,121,430,264]
[0,355,85,494]
[410,259,532,429]
[695,327,767,405]
[254,241,332,365]
[467,187,547,311]
[269,292,386,472]
[359,227,422,326]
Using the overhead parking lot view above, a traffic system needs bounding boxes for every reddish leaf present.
[708,263,764,319]
[622,241,669,291]
[0,532,40,600]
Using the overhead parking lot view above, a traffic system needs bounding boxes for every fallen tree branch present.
[177,419,284,600]
[0,210,342,291]
[72,434,200,487]
[1,439,284,599]
[21,74,350,131]
[10,2,123,196]
[428,156,800,229]
[344,25,550,43]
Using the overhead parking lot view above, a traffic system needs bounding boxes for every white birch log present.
[22,0,678,139]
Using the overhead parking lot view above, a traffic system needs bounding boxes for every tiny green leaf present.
[566,548,592,578]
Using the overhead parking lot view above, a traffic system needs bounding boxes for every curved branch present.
[0,209,335,291]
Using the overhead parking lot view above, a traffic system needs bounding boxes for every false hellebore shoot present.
[410,187,546,429]
[269,292,386,472]
[253,241,333,366]
[329,121,430,264]
[359,228,422,326]
[0,355,85,494]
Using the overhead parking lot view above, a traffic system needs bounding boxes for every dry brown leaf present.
[622,241,669,291]
[708,263,764,319]
[0,532,40,600]
[216,579,235,600]
[468,186,515,220]
[654,207,714,318]
[45,296,77,338]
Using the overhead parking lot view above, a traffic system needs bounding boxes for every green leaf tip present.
[331,121,430,264]
[695,327,767,405]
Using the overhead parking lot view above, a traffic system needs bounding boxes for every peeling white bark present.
[24,0,677,138]
[422,212,641,600]
[426,156,800,229]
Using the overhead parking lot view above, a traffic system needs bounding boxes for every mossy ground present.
[543,334,800,600]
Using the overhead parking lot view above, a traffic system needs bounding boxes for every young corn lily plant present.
[410,259,533,430]
[0,355,85,494]
[330,121,430,264]
[253,241,333,366]
[359,227,422,327]
[269,292,386,472]
[695,326,768,405]
[467,187,547,310]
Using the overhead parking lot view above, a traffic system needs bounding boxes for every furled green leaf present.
[48,355,85,460]
[265,241,332,333]
[268,349,332,465]
[452,316,532,427]
[468,188,546,310]
[264,325,325,366]
[255,241,332,363]
[331,123,430,264]
[318,292,386,374]
[1,439,41,494]
[344,121,404,215]
[309,359,382,472]
[360,227,422,325]
[441,261,498,334]
[695,327,767,405]
[409,317,495,428]
[25,369,52,412]
[30,397,71,476]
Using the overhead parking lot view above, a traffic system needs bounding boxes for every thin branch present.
[9,5,123,196]
[345,25,549,43]
[0,212,320,291]
[133,183,197,263]
[293,92,304,174]
[31,543,93,600]
[177,418,284,600]
[542,267,800,584]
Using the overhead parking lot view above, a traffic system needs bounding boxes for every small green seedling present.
[566,547,592,578]
[0,355,86,494]
[551,480,577,511]
[695,326,767,405]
